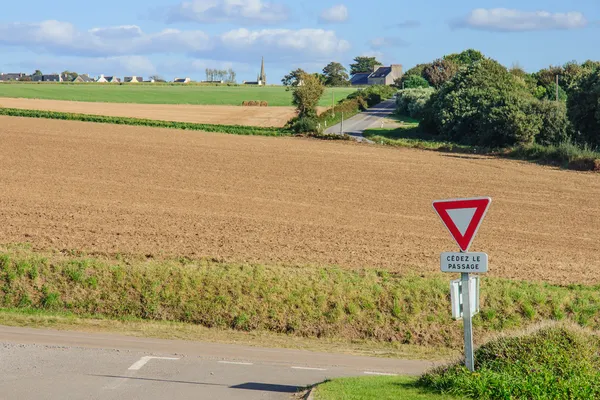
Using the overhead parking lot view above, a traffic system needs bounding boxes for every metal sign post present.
[461,269,474,371]
[433,197,492,373]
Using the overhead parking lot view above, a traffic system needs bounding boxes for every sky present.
[0,0,598,82]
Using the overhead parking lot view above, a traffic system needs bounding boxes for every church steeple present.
[259,56,266,85]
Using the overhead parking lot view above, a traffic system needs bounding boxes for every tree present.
[282,68,307,87]
[322,62,349,86]
[292,72,325,119]
[444,49,485,67]
[350,56,381,76]
[423,59,459,88]
[424,59,543,147]
[227,68,236,83]
[32,70,42,77]
[567,70,600,146]
[313,72,327,85]
[61,70,78,82]
[149,75,165,82]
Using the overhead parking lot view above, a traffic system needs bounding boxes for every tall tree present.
[282,68,307,87]
[350,56,381,76]
[423,59,459,88]
[32,70,43,77]
[292,72,325,118]
[322,62,349,86]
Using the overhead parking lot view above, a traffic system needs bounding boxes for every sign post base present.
[461,272,475,372]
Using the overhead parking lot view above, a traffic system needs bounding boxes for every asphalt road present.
[325,98,397,140]
[0,326,436,400]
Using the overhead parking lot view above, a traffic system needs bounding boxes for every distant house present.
[350,73,370,86]
[0,72,27,81]
[350,64,403,86]
[73,74,94,83]
[124,76,143,83]
[174,77,191,83]
[42,74,63,82]
[97,74,120,83]
[243,80,263,86]
[201,80,224,84]
[368,64,403,86]
[32,75,44,82]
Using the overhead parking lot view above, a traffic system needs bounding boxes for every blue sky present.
[0,0,598,82]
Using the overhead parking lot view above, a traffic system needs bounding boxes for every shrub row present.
[0,107,290,136]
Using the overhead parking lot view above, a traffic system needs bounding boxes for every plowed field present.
[0,97,308,127]
[1,116,599,284]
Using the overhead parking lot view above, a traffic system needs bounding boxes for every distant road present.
[325,98,397,141]
[0,325,435,400]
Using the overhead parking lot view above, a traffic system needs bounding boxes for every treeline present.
[395,50,600,149]
[204,68,236,83]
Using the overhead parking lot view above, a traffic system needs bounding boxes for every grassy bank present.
[314,376,463,400]
[364,117,600,172]
[314,324,599,400]
[0,107,290,136]
[1,246,600,349]
[0,84,355,107]
[421,324,600,399]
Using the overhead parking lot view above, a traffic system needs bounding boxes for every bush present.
[401,75,430,89]
[292,117,319,134]
[423,59,543,147]
[395,88,436,119]
[567,70,600,147]
[532,100,572,145]
[347,85,397,108]
[419,325,600,400]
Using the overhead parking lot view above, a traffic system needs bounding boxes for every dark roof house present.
[73,74,94,83]
[350,73,370,86]
[124,76,143,83]
[0,73,27,81]
[42,74,62,82]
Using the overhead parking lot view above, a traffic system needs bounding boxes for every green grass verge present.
[2,246,600,348]
[420,325,600,399]
[0,107,291,136]
[314,376,464,400]
[0,83,355,107]
[364,115,600,172]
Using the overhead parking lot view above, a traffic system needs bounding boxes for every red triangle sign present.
[432,197,491,252]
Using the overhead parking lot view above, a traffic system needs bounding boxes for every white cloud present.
[369,36,408,50]
[453,8,588,32]
[88,25,143,39]
[319,4,348,23]
[217,28,350,60]
[0,20,351,66]
[0,21,211,57]
[167,0,288,24]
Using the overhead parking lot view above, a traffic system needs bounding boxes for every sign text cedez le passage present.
[440,252,488,273]
[446,253,482,270]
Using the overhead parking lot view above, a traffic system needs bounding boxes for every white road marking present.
[291,366,327,371]
[218,361,254,365]
[364,371,398,376]
[128,356,180,371]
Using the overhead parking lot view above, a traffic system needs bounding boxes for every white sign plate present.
[440,252,488,273]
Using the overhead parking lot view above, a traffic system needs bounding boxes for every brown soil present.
[0,97,316,127]
[1,116,599,284]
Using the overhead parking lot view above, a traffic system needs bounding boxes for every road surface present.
[0,326,436,399]
[325,98,397,141]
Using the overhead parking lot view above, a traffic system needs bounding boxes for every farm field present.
[0,97,303,127]
[1,116,600,285]
[0,84,356,107]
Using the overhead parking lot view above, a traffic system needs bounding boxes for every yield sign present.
[432,197,492,252]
